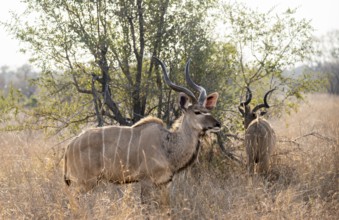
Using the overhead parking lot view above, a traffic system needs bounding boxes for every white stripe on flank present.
[113,128,122,167]
[102,128,106,169]
[142,150,149,175]
[126,129,134,169]
[82,132,91,176]
[137,131,142,166]
[72,141,77,175]
[73,136,81,176]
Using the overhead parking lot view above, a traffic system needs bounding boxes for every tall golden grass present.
[0,94,338,219]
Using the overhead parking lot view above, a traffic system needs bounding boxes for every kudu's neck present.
[166,115,201,172]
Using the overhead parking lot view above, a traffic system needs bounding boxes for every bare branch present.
[216,133,244,165]
[91,74,104,126]
[278,132,337,145]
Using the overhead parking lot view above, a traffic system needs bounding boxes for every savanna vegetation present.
[0,0,338,219]
[0,94,338,219]
[1,0,320,133]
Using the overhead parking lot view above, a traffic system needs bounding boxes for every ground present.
[0,94,338,219]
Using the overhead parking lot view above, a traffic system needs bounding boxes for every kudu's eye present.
[194,111,202,115]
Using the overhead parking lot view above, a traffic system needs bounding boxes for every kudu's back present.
[64,121,172,191]
[63,57,221,204]
[239,87,277,175]
[245,118,276,174]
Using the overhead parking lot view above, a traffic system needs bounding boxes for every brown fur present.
[245,117,276,174]
[239,88,276,175]
[63,93,220,209]
[132,116,165,128]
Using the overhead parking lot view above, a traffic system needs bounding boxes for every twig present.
[224,133,244,141]
[216,133,244,165]
[295,132,336,143]
[278,138,300,146]
[278,131,337,146]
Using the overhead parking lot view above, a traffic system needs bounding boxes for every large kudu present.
[238,87,276,175]
[63,57,221,209]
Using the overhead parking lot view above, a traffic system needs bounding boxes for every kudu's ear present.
[204,92,219,110]
[178,92,190,110]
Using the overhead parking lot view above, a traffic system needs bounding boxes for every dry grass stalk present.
[0,94,338,219]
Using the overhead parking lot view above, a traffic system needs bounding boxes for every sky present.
[0,0,339,68]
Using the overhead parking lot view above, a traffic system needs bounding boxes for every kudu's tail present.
[64,149,71,186]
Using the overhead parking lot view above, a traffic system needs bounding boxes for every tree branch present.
[278,132,337,145]
[216,133,244,165]
[91,74,104,126]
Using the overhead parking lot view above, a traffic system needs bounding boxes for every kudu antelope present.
[63,57,221,208]
[238,87,276,175]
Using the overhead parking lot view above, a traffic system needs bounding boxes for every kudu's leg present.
[140,179,171,217]
[246,144,255,175]
[157,183,171,216]
[247,158,255,175]
[140,179,157,215]
[258,155,270,175]
[79,178,98,193]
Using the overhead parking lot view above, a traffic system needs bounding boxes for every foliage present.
[3,0,221,134]
[313,30,339,94]
[0,94,337,219]
[321,62,339,94]
[0,64,37,98]
[0,86,23,126]
[1,0,324,136]
[0,65,39,131]
[212,2,323,133]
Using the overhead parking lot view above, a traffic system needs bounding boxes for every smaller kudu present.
[238,87,276,175]
[63,57,221,210]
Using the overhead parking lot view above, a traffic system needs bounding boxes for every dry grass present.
[0,94,338,219]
